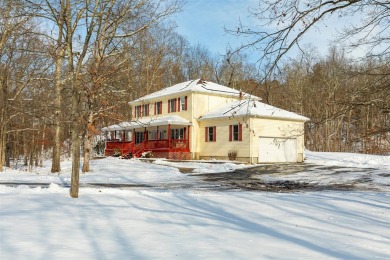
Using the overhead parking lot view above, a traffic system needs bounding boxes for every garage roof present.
[199,100,309,122]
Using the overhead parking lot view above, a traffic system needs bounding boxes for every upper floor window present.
[154,101,162,115]
[135,105,141,118]
[180,96,187,111]
[143,104,149,116]
[168,98,177,113]
[229,124,242,141]
[205,126,216,142]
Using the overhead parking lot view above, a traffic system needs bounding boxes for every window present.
[143,104,149,116]
[180,96,187,111]
[171,128,184,140]
[150,131,157,140]
[159,129,165,140]
[154,101,162,115]
[168,98,177,113]
[229,124,242,141]
[205,126,216,142]
[124,131,132,141]
[135,105,141,118]
[135,132,144,144]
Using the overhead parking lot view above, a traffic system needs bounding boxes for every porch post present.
[132,129,135,157]
[187,125,190,150]
[104,131,108,156]
[144,127,147,150]
[168,124,171,149]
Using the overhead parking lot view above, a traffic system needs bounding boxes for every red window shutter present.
[160,102,162,113]
[205,127,208,142]
[213,126,216,142]
[168,100,171,113]
[185,96,188,110]
[154,103,156,115]
[177,97,180,112]
[229,125,232,142]
[239,123,243,141]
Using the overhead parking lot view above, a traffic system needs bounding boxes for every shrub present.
[228,150,238,161]
[141,151,153,158]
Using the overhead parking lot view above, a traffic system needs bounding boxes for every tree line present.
[1,0,389,197]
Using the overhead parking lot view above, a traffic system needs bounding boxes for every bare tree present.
[0,0,48,171]
[228,0,389,76]
[26,0,182,197]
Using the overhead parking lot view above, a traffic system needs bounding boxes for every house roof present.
[129,79,258,104]
[199,100,310,122]
[102,115,192,132]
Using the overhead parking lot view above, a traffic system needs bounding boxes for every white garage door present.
[258,137,297,163]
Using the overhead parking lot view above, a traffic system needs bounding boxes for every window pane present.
[156,102,162,114]
[143,104,149,116]
[135,132,144,144]
[170,99,175,112]
[135,106,141,117]
[233,125,239,141]
[180,96,186,110]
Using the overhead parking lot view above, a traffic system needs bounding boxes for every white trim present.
[102,115,191,132]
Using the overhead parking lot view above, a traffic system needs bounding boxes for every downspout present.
[249,118,252,164]
[191,93,195,159]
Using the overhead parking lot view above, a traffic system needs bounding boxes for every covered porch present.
[102,116,192,159]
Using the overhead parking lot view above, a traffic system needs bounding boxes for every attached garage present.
[199,98,309,163]
[258,137,298,163]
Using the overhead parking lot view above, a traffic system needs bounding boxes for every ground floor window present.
[229,124,242,141]
[205,126,216,142]
[159,129,165,140]
[135,132,144,144]
[171,128,184,140]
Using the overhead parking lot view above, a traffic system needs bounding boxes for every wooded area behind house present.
[1,0,389,178]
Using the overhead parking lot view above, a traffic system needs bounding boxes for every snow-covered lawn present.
[1,152,389,259]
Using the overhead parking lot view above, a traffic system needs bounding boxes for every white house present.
[103,79,309,163]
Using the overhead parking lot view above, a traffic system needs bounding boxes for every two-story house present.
[103,79,309,163]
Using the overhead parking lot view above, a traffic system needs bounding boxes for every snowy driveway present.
[1,159,389,192]
[194,163,390,192]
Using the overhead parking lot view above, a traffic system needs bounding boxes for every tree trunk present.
[0,125,5,171]
[39,125,45,167]
[70,86,81,198]
[51,11,65,173]
[23,117,28,166]
[82,112,94,173]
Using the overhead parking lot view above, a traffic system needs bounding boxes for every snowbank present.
[305,150,390,170]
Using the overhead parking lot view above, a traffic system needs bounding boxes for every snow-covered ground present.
[1,151,389,259]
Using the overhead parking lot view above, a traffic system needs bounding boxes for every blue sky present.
[173,0,365,59]
[173,0,257,55]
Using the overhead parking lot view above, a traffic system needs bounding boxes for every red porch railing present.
[105,139,189,158]
[105,141,133,157]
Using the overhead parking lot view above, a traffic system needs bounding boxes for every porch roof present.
[102,115,191,132]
